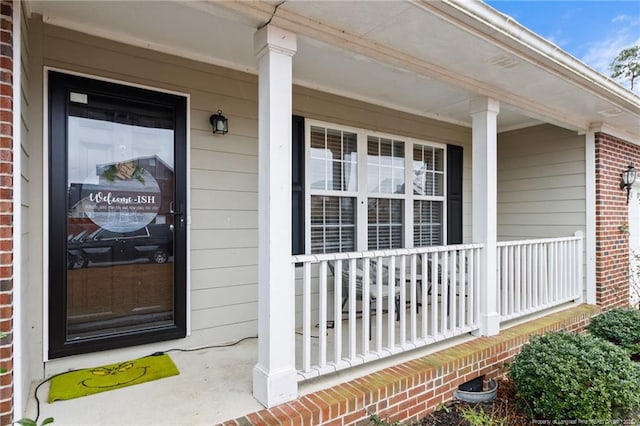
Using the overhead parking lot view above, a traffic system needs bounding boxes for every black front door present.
[48,71,187,358]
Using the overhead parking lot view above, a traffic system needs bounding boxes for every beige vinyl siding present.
[32,20,261,352]
[28,17,472,369]
[497,124,586,240]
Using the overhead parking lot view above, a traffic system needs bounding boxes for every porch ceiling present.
[30,0,640,139]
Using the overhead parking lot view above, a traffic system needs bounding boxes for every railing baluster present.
[474,248,480,325]
[441,250,449,335]
[387,255,396,350]
[409,254,417,343]
[400,255,407,344]
[430,251,438,337]
[568,240,572,299]
[333,260,342,365]
[375,256,383,353]
[526,244,532,311]
[558,241,564,302]
[459,249,466,328]
[531,244,540,308]
[319,261,328,368]
[508,246,515,316]
[450,250,457,331]
[358,258,366,356]
[564,241,570,300]
[542,243,548,305]
[515,245,521,314]
[496,246,501,317]
[554,241,560,302]
[544,243,550,306]
[548,242,554,304]
[420,253,427,338]
[571,240,582,297]
[349,258,358,360]
[302,261,311,372]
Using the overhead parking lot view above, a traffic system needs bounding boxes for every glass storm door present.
[48,71,187,358]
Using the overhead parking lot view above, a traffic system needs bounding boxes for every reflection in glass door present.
[49,72,187,358]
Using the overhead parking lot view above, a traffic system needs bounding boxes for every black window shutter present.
[292,115,305,255]
[447,144,463,244]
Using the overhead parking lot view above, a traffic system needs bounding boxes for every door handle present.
[169,201,182,216]
[169,201,185,226]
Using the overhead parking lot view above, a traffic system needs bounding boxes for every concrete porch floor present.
[25,337,263,426]
[23,303,597,425]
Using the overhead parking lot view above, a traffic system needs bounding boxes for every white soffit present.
[29,0,639,139]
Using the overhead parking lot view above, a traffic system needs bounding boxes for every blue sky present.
[485,1,640,89]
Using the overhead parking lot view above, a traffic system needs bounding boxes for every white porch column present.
[253,25,298,408]
[470,97,500,336]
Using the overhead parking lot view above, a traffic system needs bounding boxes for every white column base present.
[473,312,501,336]
[253,365,298,408]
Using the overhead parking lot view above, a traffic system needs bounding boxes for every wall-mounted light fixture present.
[620,163,637,204]
[209,110,228,135]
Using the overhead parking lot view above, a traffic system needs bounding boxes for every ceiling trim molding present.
[292,77,473,130]
[497,120,546,134]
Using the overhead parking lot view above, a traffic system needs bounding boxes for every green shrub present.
[510,332,640,422]
[587,308,640,355]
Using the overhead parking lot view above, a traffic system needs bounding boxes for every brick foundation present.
[594,132,638,310]
[224,304,598,426]
[0,1,11,425]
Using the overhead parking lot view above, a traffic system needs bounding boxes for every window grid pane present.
[367,136,405,194]
[368,198,403,250]
[413,200,443,246]
[413,145,444,196]
[310,126,358,192]
[310,196,355,254]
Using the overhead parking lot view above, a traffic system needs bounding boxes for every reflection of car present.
[67,224,173,269]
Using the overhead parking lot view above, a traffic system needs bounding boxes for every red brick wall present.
[595,132,639,310]
[0,1,11,424]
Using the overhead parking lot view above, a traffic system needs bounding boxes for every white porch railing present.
[292,244,483,380]
[497,231,584,322]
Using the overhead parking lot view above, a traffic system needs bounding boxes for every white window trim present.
[304,119,448,254]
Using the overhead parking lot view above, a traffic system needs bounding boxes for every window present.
[367,136,405,249]
[309,126,358,253]
[412,145,445,246]
[305,120,448,254]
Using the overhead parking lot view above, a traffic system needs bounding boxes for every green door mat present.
[48,353,179,402]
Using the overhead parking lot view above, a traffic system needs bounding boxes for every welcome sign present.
[79,161,162,233]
